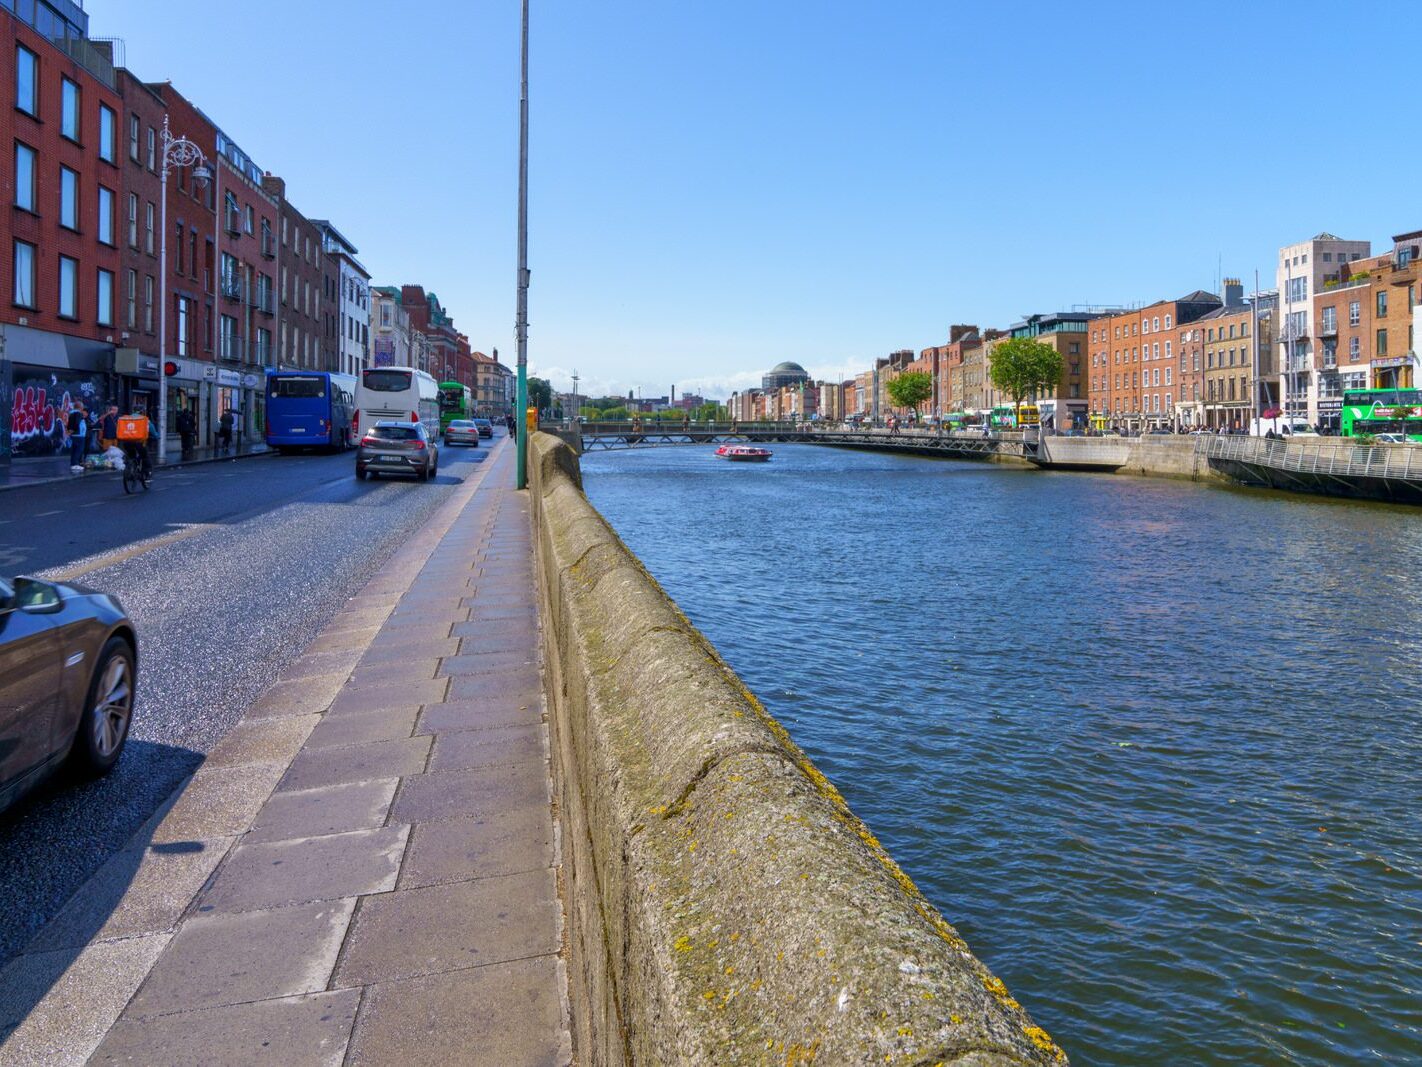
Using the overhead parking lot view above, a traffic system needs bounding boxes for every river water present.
[580,442,1422,1066]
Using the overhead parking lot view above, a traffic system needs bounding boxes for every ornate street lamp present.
[158,115,210,464]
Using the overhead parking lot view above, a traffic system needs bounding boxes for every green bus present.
[989,405,1016,429]
[1340,388,1422,440]
[438,381,473,430]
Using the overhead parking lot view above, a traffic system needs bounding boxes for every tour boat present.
[717,445,772,462]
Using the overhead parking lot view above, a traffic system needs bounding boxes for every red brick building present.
[261,174,327,375]
[2,9,125,460]
[1089,291,1221,429]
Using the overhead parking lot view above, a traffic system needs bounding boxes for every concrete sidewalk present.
[0,438,571,1066]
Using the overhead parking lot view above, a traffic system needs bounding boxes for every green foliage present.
[988,338,1065,417]
[693,402,726,421]
[527,377,552,412]
[886,370,934,413]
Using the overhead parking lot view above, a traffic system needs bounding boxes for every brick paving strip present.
[0,438,573,1067]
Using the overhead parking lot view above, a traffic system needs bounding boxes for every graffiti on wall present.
[10,371,106,458]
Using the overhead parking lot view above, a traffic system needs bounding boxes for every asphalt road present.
[0,433,504,963]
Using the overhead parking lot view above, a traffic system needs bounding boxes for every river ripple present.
[581,442,1422,1066]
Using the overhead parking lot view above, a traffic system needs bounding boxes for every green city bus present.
[1340,388,1422,440]
[989,405,1016,429]
[438,381,473,430]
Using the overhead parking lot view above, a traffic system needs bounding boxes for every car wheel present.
[71,637,135,777]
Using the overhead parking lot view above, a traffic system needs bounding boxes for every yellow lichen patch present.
[981,975,1021,1012]
[1023,1025,1066,1061]
[896,1025,913,1037]
[728,774,743,782]
[949,1014,962,1025]
[674,936,693,953]
[702,990,716,1002]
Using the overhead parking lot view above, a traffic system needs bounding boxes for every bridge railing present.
[1197,434,1422,481]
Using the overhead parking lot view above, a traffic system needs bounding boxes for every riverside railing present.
[1196,434,1422,481]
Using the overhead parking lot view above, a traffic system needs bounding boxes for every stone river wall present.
[527,431,1066,1065]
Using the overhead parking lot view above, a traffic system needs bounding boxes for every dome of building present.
[762,361,811,391]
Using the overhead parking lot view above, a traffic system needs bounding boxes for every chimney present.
[261,173,285,199]
[1223,278,1244,308]
[949,324,977,343]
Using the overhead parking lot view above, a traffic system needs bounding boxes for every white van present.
[1250,417,1317,438]
[354,367,441,438]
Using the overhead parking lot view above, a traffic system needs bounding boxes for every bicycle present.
[121,442,151,494]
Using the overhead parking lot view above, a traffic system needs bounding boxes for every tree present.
[987,338,1064,425]
[886,370,934,417]
[527,377,552,414]
[693,401,725,421]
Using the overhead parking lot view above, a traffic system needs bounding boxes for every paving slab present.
[149,762,287,845]
[447,669,541,705]
[437,650,538,676]
[276,648,362,683]
[344,659,442,689]
[125,899,354,1018]
[302,626,380,654]
[247,779,399,844]
[278,736,430,792]
[303,706,419,750]
[243,673,346,720]
[451,617,537,640]
[391,762,549,824]
[326,678,449,715]
[399,805,555,889]
[202,715,320,769]
[417,698,543,735]
[89,990,360,1067]
[428,723,545,773]
[456,631,542,655]
[333,868,560,985]
[197,825,408,914]
[346,956,568,1067]
[357,637,461,665]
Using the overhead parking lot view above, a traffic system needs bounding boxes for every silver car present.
[356,421,440,481]
[0,575,137,814]
[443,419,481,447]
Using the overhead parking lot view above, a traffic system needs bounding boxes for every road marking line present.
[33,510,60,517]
[41,523,219,582]
[79,502,103,508]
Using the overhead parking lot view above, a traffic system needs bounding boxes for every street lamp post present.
[514,0,530,489]
[157,115,211,464]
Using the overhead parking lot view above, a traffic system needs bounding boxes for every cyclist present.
[118,405,155,490]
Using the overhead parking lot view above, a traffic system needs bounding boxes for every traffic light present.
[163,361,179,377]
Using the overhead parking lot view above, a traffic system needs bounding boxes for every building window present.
[177,297,189,356]
[15,45,37,116]
[97,186,114,244]
[14,141,35,211]
[1349,337,1360,361]
[1377,290,1388,318]
[175,222,185,273]
[1164,314,1172,329]
[145,202,155,253]
[1165,366,1173,385]
[1377,329,1388,356]
[1152,316,1160,331]
[60,167,79,229]
[146,127,156,171]
[144,275,154,332]
[127,193,138,246]
[1068,341,1079,354]
[126,269,137,328]
[129,113,140,161]
[244,205,254,234]
[99,105,116,163]
[61,79,80,141]
[1349,301,1360,326]
[97,269,114,326]
[1164,340,1172,360]
[59,255,78,318]
[13,240,36,307]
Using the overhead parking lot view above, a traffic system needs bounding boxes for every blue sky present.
[96,1,1422,400]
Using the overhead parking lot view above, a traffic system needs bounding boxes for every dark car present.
[0,575,137,814]
[356,421,440,481]
[472,418,494,439]
[443,419,481,447]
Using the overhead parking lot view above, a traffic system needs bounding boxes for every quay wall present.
[526,431,1065,1066]
[1118,437,1232,483]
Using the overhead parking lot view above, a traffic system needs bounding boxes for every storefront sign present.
[242,374,260,389]
[1371,356,1409,369]
[203,367,243,387]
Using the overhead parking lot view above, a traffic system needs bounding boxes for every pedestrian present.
[100,403,119,451]
[218,408,234,454]
[176,406,197,455]
[67,402,89,472]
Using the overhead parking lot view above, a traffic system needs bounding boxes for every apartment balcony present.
[1278,322,1309,342]
[220,335,246,362]
[1284,354,1313,373]
[220,275,244,301]
[260,235,276,260]
[224,210,242,237]
[257,292,275,315]
[1317,320,1338,338]
[253,340,272,365]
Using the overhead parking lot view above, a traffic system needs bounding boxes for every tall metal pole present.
[514,0,530,488]
[158,117,170,464]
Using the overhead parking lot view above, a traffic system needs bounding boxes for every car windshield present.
[449,420,475,428]
[362,369,413,392]
[474,419,492,426]
[370,426,419,441]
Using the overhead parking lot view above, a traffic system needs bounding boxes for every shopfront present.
[2,324,114,463]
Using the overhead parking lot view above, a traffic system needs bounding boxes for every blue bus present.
[265,370,358,452]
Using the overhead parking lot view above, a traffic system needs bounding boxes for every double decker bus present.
[438,381,473,431]
[1340,388,1422,440]
[989,405,1016,429]
[265,370,357,452]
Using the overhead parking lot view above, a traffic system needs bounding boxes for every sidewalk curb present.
[0,446,276,494]
[0,440,526,1066]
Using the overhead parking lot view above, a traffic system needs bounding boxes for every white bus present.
[354,367,441,437]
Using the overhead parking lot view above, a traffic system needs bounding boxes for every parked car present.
[444,419,481,447]
[472,418,494,439]
[356,421,440,482]
[0,575,137,814]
